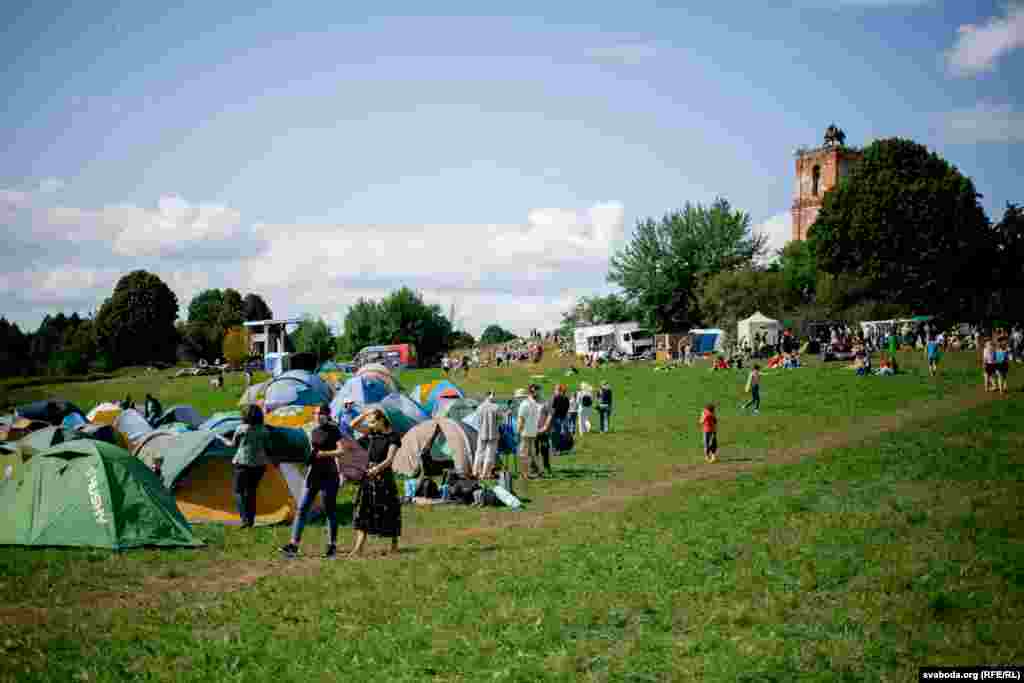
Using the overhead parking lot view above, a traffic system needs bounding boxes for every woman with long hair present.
[348,409,402,558]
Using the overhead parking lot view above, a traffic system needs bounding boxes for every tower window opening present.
[812,165,821,196]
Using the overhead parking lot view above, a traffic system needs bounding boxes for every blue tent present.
[689,328,724,354]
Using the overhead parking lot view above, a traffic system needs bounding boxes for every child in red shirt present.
[700,403,718,463]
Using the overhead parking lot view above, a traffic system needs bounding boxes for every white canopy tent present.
[737,312,781,347]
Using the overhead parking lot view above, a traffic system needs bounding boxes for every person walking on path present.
[741,365,761,415]
[516,385,544,479]
[229,404,272,528]
[925,336,941,377]
[473,392,501,479]
[597,382,613,433]
[281,404,345,559]
[700,404,718,463]
[348,409,403,558]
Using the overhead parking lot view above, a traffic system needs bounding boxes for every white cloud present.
[108,195,246,256]
[753,211,793,264]
[37,177,65,194]
[3,194,625,338]
[945,4,1024,77]
[583,43,658,65]
[0,189,30,208]
[940,101,1024,144]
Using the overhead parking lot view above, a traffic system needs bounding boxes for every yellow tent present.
[138,430,295,526]
[86,402,123,426]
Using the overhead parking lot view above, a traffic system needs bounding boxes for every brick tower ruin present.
[791,125,862,241]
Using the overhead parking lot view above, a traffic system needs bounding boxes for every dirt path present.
[0,387,1003,626]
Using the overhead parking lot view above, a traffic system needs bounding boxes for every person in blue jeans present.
[597,382,613,433]
[281,404,345,559]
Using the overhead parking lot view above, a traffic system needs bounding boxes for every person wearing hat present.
[337,397,361,439]
[281,403,345,558]
[597,382,613,433]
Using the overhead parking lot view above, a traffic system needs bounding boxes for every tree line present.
[1,276,526,376]
[564,137,1023,338]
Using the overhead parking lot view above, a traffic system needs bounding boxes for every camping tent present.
[15,399,86,426]
[356,363,399,389]
[135,430,296,526]
[317,360,349,388]
[433,397,480,422]
[391,417,476,477]
[198,411,242,438]
[265,404,317,430]
[334,374,394,408]
[688,328,724,354]
[0,440,202,549]
[408,380,464,415]
[262,370,333,413]
[737,312,782,347]
[153,405,204,429]
[112,409,155,452]
[0,418,50,443]
[237,380,270,407]
[355,393,429,437]
[87,402,123,425]
[14,425,116,463]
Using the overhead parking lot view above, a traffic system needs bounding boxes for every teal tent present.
[0,440,202,549]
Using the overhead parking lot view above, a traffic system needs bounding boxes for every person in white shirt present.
[473,392,501,479]
[516,385,543,480]
[576,384,594,435]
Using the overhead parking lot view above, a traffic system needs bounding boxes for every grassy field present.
[0,350,1021,681]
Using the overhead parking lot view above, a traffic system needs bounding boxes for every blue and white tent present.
[688,328,724,354]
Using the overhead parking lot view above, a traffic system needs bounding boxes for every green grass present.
[0,350,1021,681]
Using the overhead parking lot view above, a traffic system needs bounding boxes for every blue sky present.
[2,1,1021,336]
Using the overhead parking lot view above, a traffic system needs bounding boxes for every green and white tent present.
[0,440,202,549]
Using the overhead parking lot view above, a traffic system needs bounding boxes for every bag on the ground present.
[448,479,480,504]
[554,430,574,452]
[497,470,514,495]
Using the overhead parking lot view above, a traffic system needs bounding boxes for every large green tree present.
[218,288,244,330]
[0,317,30,377]
[773,240,818,305]
[696,269,790,332]
[480,324,518,345]
[807,138,989,317]
[242,293,273,322]
[608,198,767,331]
[988,203,1024,324]
[337,288,453,365]
[290,316,335,364]
[187,289,224,326]
[95,270,179,365]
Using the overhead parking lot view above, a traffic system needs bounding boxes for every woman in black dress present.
[349,409,402,557]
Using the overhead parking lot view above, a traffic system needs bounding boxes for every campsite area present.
[1,348,1022,682]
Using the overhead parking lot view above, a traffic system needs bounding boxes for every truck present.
[573,322,655,359]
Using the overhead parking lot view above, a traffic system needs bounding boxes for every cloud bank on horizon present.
[0,185,625,337]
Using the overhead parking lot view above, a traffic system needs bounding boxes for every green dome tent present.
[0,440,202,550]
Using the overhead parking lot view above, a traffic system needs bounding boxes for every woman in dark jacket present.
[349,409,402,557]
